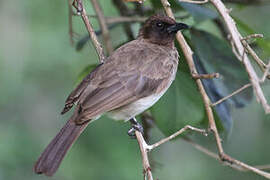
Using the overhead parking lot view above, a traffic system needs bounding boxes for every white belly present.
[107,92,165,121]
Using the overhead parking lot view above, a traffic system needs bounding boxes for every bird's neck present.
[137,35,175,49]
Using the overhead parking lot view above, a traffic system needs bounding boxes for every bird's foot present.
[127,118,144,139]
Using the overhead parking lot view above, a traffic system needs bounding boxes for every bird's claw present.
[127,118,144,138]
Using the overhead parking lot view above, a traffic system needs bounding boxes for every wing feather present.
[61,64,102,114]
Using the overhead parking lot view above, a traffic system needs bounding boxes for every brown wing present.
[75,73,166,124]
[62,39,177,124]
[61,64,103,114]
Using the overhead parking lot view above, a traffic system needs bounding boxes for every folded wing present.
[61,40,174,124]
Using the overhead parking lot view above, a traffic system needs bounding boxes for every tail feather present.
[34,118,90,176]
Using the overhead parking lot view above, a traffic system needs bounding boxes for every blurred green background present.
[0,0,270,180]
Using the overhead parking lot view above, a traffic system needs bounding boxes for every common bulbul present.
[34,14,189,176]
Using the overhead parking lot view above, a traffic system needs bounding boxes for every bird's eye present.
[156,22,164,28]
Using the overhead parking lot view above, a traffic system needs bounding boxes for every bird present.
[34,14,189,176]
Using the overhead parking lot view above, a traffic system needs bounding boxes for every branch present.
[212,61,269,107]
[241,34,266,72]
[160,0,270,179]
[86,15,146,24]
[68,0,74,45]
[112,0,136,40]
[140,114,270,173]
[148,126,207,150]
[135,131,153,180]
[106,16,146,24]
[182,137,270,172]
[211,83,252,106]
[260,61,270,82]
[209,0,270,114]
[241,33,264,41]
[136,123,206,179]
[223,0,263,4]
[85,15,190,24]
[192,73,220,79]
[90,0,113,55]
[72,0,105,63]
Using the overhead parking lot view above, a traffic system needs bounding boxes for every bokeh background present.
[0,0,270,180]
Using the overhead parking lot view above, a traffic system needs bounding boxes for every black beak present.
[167,23,189,34]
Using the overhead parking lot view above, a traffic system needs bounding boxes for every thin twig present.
[253,165,270,171]
[228,34,242,61]
[242,40,266,71]
[192,73,220,79]
[211,83,252,106]
[223,0,262,4]
[112,0,136,40]
[182,137,270,171]
[68,0,74,45]
[209,0,270,114]
[135,131,153,180]
[161,0,270,179]
[241,34,266,71]
[178,0,208,4]
[141,114,270,172]
[90,0,113,55]
[260,61,270,82]
[72,0,106,63]
[182,137,219,159]
[106,16,146,24]
[241,34,263,41]
[148,125,207,151]
[86,15,146,24]
[86,15,190,24]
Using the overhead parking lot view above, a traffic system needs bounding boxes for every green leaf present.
[200,109,224,133]
[177,2,218,22]
[192,53,231,132]
[190,29,253,131]
[234,16,270,57]
[151,71,204,136]
[234,16,255,35]
[190,29,252,106]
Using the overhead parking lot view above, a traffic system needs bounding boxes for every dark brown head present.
[139,14,189,46]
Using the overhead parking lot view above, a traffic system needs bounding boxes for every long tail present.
[34,118,90,176]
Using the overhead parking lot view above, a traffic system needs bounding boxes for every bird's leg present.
[128,118,144,138]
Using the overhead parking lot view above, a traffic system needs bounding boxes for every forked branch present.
[90,0,113,55]
[160,0,270,179]
[72,0,106,63]
[209,0,270,114]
